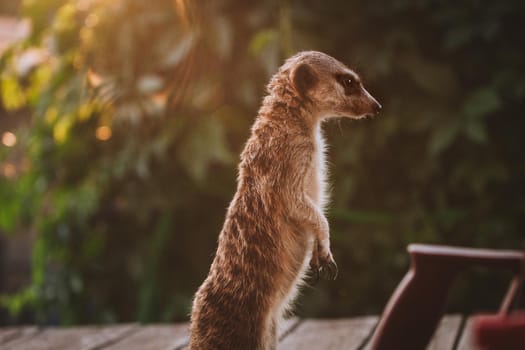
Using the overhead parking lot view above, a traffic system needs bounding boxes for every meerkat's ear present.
[291,63,318,97]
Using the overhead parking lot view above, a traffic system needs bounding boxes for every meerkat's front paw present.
[319,251,338,280]
[310,239,338,281]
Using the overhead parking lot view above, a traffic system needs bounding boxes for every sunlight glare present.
[1,132,17,147]
[87,68,103,88]
[95,126,112,141]
[1,163,16,178]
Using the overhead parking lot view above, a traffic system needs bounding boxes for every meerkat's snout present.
[373,100,382,114]
[363,88,382,117]
[337,76,382,119]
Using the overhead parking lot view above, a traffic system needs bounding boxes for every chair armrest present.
[409,244,523,272]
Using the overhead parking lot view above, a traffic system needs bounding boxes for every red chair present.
[369,244,524,350]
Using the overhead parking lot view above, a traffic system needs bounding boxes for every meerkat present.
[189,51,381,350]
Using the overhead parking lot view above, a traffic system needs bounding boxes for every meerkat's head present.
[283,51,381,119]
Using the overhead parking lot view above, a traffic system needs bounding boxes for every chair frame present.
[370,244,524,350]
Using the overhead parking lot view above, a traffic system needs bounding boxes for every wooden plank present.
[0,328,26,345]
[427,314,463,350]
[1,324,136,350]
[456,317,475,350]
[176,318,300,350]
[0,326,39,345]
[0,314,471,350]
[278,317,300,340]
[279,316,378,350]
[102,323,189,350]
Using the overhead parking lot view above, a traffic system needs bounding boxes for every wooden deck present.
[0,315,477,349]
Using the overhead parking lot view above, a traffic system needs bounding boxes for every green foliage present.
[0,0,524,324]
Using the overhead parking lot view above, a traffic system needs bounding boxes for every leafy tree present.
[0,0,524,324]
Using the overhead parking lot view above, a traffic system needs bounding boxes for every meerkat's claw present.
[328,259,338,280]
[310,240,337,280]
[309,258,320,274]
[309,242,321,284]
[319,255,338,280]
[311,267,320,285]
[309,241,320,269]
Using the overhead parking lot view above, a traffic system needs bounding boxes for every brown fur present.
[189,51,381,350]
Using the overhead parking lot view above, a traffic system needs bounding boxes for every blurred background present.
[0,0,524,326]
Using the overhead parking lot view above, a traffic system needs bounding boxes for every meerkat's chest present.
[305,125,327,208]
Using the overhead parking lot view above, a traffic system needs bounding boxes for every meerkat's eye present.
[342,78,353,89]
[336,74,358,94]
